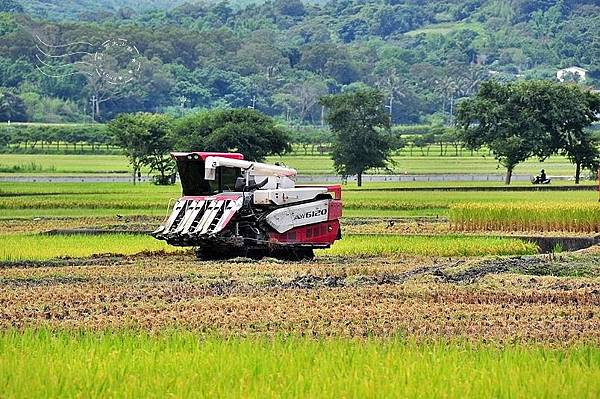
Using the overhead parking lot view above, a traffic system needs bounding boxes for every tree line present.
[322,81,600,186]
[107,80,597,187]
[109,108,289,184]
[0,120,472,157]
[456,80,600,184]
[2,80,598,187]
[0,124,113,152]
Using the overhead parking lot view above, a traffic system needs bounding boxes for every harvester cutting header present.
[152,152,342,259]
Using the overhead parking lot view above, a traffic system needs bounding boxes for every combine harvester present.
[152,152,342,259]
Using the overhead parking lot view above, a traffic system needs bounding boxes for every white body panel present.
[252,175,295,189]
[253,187,327,206]
[265,199,330,233]
[204,156,297,180]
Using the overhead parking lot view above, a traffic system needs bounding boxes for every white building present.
[556,66,588,82]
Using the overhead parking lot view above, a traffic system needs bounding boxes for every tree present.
[0,57,33,87]
[274,78,328,123]
[175,108,290,162]
[109,113,175,185]
[562,131,599,184]
[0,90,27,122]
[458,80,600,184]
[0,0,23,13]
[375,68,408,123]
[389,134,406,153]
[0,127,9,149]
[1,0,599,128]
[456,81,554,184]
[414,133,435,156]
[434,76,458,124]
[235,30,287,80]
[274,0,306,17]
[441,129,463,157]
[320,89,391,186]
[552,85,600,183]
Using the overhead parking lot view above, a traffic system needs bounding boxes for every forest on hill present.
[8,1,203,21]
[0,0,598,124]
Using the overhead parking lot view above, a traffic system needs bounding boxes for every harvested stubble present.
[1,253,599,343]
[450,203,600,233]
[0,216,161,235]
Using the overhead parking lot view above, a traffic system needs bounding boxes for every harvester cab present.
[152,152,342,260]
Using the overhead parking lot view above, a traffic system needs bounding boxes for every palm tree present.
[376,68,409,122]
[434,76,458,124]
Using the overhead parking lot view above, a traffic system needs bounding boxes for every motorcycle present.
[531,177,551,184]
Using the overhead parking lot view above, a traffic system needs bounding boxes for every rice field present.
[0,233,536,261]
[0,331,598,399]
[323,234,537,257]
[0,154,135,174]
[1,177,599,398]
[342,190,596,212]
[0,191,593,214]
[0,153,588,176]
[0,182,596,221]
[1,251,599,338]
[0,233,180,261]
[451,203,600,233]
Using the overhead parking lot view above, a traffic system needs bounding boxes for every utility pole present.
[449,95,454,127]
[384,94,393,121]
[178,96,187,116]
[248,95,256,109]
[90,95,97,122]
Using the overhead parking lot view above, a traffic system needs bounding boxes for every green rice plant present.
[0,331,598,399]
[0,195,171,210]
[322,234,538,257]
[0,162,55,173]
[1,182,596,217]
[0,233,180,261]
[450,203,600,233]
[0,154,135,174]
[1,182,597,230]
[0,233,536,261]
[0,208,167,219]
[342,190,596,213]
[0,182,178,195]
[0,151,592,177]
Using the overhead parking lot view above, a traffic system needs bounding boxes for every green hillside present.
[18,1,191,20]
[0,0,598,124]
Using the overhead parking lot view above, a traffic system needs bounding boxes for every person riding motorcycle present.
[532,169,550,184]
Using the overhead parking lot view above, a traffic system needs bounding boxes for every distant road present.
[0,173,572,184]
